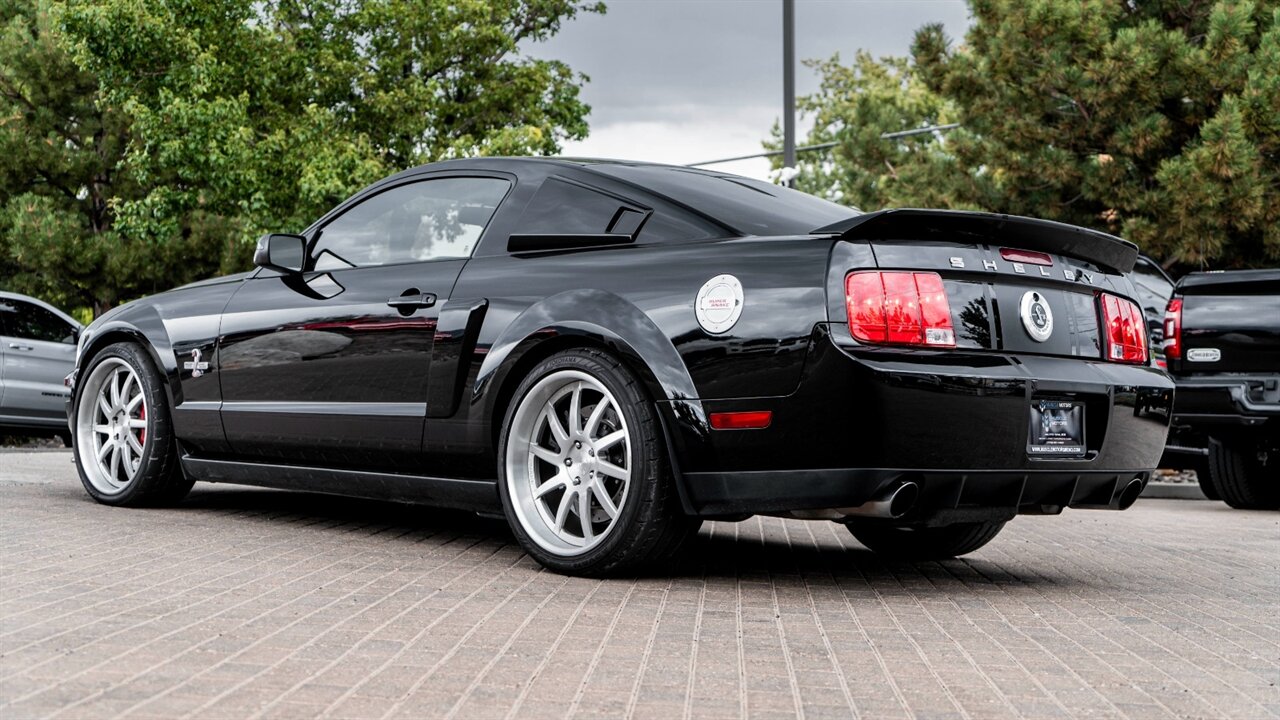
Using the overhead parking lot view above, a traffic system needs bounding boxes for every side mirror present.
[254,233,307,274]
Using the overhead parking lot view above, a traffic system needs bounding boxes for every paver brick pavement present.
[1,450,1277,719]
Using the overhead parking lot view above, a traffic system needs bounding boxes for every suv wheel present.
[1207,436,1279,510]
[848,521,1006,560]
[497,349,699,576]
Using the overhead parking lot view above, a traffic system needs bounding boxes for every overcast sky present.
[523,0,971,180]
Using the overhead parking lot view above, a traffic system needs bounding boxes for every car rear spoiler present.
[812,208,1139,274]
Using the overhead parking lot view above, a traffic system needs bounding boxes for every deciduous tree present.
[1,0,602,312]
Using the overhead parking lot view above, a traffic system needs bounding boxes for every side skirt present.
[180,456,500,513]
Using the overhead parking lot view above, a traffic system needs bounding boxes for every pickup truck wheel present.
[72,342,193,507]
[1192,456,1221,501]
[847,520,1005,560]
[1207,437,1279,510]
[498,349,699,576]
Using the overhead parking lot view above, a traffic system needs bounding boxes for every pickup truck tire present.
[1195,464,1222,501]
[1207,437,1279,510]
[848,521,1005,560]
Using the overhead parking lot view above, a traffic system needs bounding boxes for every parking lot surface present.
[1,450,1277,719]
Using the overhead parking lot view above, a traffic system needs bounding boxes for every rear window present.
[589,164,860,236]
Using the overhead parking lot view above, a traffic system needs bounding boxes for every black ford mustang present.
[65,158,1174,575]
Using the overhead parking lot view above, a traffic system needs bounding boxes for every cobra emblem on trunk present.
[1020,291,1054,342]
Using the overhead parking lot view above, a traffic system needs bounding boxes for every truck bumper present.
[1170,375,1280,426]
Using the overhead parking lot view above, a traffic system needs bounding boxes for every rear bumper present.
[667,324,1174,516]
[684,468,1149,521]
[1170,374,1280,426]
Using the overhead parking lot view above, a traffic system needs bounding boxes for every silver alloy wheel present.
[75,358,148,495]
[506,369,632,556]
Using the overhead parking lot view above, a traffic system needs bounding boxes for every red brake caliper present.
[138,404,146,445]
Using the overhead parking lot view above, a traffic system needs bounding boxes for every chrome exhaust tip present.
[840,481,920,520]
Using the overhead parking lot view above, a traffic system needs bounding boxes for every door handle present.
[386,293,436,310]
[8,343,33,351]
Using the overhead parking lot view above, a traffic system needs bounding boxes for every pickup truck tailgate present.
[1172,270,1280,374]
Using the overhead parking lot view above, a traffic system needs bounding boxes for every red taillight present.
[1162,298,1183,360]
[846,271,955,348]
[709,411,773,430]
[999,248,1054,266]
[1100,292,1147,364]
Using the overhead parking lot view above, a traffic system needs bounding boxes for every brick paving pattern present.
[1,450,1277,719]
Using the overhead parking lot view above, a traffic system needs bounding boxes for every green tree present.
[0,0,136,312]
[780,0,1280,271]
[1,0,602,313]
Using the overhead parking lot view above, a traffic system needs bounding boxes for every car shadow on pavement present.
[175,485,1053,589]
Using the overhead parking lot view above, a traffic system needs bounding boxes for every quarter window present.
[519,178,644,235]
[312,177,510,270]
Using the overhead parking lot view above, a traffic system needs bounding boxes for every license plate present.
[1028,400,1085,457]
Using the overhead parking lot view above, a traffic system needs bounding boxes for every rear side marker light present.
[709,411,773,430]
[1100,292,1148,364]
[999,248,1054,266]
[846,271,956,348]
[1162,298,1183,360]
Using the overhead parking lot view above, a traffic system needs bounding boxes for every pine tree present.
[780,1,1279,271]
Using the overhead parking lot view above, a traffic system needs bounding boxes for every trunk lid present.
[823,209,1142,363]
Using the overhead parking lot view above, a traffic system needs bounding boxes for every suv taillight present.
[1162,298,1183,359]
[1099,292,1147,364]
[846,271,956,347]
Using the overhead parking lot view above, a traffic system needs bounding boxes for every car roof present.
[393,157,860,237]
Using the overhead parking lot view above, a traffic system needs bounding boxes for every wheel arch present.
[75,316,180,415]
[477,290,702,514]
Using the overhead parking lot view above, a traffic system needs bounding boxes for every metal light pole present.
[782,0,796,184]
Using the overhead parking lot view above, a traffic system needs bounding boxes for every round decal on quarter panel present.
[695,274,744,334]
[1019,290,1054,343]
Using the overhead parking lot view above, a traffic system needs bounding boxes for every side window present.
[518,176,718,243]
[2,299,74,343]
[519,178,646,235]
[312,177,510,270]
[0,300,12,336]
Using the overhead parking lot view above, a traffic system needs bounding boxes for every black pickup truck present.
[1163,269,1280,509]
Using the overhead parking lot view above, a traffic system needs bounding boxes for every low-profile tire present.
[1191,456,1221,501]
[847,520,1006,560]
[497,348,699,576]
[72,341,193,507]
[1207,436,1278,510]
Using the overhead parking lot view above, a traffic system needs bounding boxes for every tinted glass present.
[313,177,510,270]
[0,299,74,343]
[1130,260,1174,318]
[519,178,637,235]
[590,165,860,236]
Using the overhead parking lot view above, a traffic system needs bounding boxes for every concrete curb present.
[1142,482,1208,500]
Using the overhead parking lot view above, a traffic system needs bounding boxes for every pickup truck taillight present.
[846,271,956,347]
[1162,298,1183,359]
[1100,292,1148,364]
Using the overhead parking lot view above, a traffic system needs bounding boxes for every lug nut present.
[564,458,572,466]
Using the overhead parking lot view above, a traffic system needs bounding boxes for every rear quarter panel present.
[427,235,839,472]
